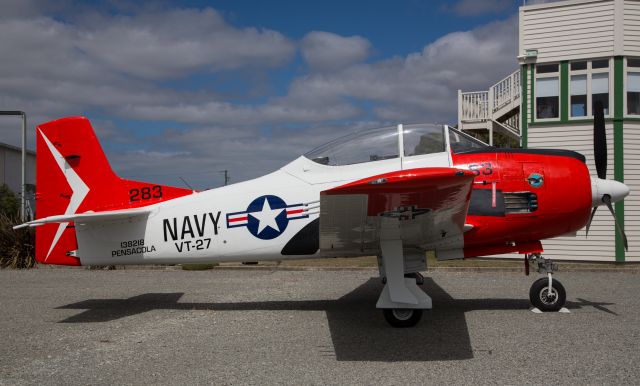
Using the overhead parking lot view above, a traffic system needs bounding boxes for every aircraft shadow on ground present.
[56,278,616,362]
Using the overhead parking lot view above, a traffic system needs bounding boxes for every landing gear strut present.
[376,217,431,327]
[526,254,566,311]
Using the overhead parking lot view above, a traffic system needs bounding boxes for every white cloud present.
[286,17,519,123]
[78,8,295,79]
[301,31,372,72]
[0,6,295,116]
[115,97,361,127]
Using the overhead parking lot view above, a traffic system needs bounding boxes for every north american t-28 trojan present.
[18,104,629,327]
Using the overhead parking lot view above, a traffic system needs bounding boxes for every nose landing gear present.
[526,254,566,312]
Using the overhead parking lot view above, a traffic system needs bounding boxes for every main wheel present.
[383,308,423,327]
[529,277,566,312]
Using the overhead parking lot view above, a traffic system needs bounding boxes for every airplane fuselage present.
[75,149,592,266]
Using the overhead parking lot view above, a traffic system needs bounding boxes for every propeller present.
[593,101,607,180]
[603,194,629,251]
[585,101,629,251]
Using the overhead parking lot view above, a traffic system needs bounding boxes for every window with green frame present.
[569,58,610,118]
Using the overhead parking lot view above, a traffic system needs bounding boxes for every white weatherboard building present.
[459,0,640,262]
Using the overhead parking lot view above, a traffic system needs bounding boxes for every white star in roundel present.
[249,197,284,235]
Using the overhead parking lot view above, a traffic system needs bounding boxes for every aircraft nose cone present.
[591,178,630,206]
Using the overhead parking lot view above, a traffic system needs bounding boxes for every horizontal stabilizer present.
[14,207,152,229]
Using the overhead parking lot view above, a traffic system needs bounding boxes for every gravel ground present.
[0,269,638,385]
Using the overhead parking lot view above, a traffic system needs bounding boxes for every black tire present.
[404,272,425,285]
[383,308,423,327]
[529,277,566,312]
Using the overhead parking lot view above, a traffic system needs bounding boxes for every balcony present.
[458,70,521,145]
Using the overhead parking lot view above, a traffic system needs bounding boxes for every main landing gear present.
[379,272,426,327]
[526,254,566,312]
[376,217,431,328]
[383,308,423,328]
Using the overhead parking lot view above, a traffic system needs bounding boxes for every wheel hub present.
[392,309,413,321]
[539,287,558,305]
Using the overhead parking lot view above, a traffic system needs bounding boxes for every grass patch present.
[181,263,218,271]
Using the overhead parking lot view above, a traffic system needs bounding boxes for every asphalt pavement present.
[1,268,638,385]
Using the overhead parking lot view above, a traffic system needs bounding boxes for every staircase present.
[458,70,521,146]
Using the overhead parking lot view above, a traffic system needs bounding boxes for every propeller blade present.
[593,100,607,180]
[585,206,598,237]
[602,195,629,252]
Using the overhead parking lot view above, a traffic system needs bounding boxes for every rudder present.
[36,116,193,265]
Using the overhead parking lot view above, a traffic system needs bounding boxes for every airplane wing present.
[13,207,153,229]
[319,167,475,257]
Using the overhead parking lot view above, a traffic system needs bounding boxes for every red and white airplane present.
[17,105,629,327]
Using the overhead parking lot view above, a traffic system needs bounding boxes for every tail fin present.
[36,116,193,265]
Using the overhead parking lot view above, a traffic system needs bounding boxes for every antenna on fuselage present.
[179,177,194,190]
[219,170,230,186]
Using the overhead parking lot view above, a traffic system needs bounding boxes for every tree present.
[0,184,19,216]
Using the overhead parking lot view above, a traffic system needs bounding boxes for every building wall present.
[623,121,640,262]
[624,0,640,55]
[520,0,640,62]
[519,0,639,261]
[0,144,35,194]
[520,0,616,62]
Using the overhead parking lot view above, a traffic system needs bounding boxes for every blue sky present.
[0,0,525,188]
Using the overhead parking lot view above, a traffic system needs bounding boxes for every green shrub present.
[0,212,35,269]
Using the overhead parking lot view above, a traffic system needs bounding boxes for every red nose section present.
[452,149,592,251]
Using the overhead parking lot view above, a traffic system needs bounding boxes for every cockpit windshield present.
[304,124,485,166]
[304,126,399,166]
[448,127,488,153]
[402,124,445,156]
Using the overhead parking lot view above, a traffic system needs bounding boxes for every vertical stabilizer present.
[35,116,193,265]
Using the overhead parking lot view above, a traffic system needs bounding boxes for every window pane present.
[537,96,559,119]
[537,64,558,74]
[628,72,640,92]
[571,61,587,71]
[536,77,559,97]
[592,73,608,93]
[403,125,445,156]
[628,92,640,115]
[571,95,587,117]
[571,74,587,95]
[592,59,609,69]
[570,74,587,117]
[628,58,640,68]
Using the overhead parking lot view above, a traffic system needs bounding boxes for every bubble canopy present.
[304,124,486,166]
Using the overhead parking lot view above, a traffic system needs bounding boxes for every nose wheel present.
[529,277,566,311]
[526,254,566,312]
